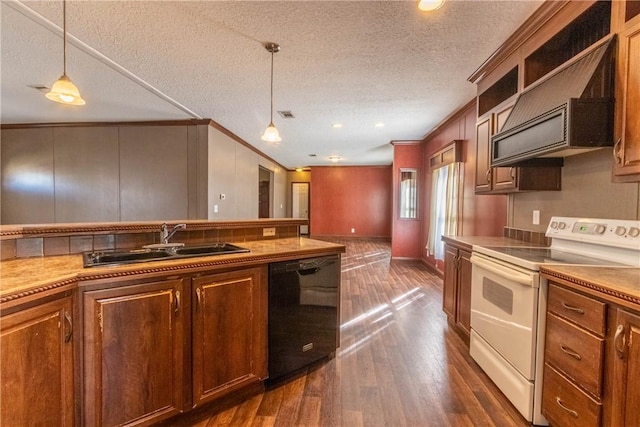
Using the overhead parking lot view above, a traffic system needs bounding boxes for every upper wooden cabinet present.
[1,293,74,427]
[475,103,562,194]
[612,6,640,182]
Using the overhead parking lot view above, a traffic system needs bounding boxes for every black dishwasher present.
[268,254,340,381]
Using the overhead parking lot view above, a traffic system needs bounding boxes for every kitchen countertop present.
[541,265,640,309]
[0,237,345,306]
[441,235,548,250]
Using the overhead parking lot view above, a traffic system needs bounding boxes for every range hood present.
[491,38,615,167]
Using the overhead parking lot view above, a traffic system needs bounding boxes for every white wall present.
[207,126,287,220]
[510,149,640,231]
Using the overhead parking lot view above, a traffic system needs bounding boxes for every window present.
[427,142,462,260]
[399,169,418,219]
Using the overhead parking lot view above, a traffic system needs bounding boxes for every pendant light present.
[46,0,85,105]
[261,42,281,142]
[418,0,445,12]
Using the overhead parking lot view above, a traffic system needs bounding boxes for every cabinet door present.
[612,308,640,426]
[613,20,640,180]
[1,296,74,426]
[192,267,267,406]
[475,117,493,193]
[83,279,185,426]
[443,245,458,319]
[455,249,472,336]
[492,106,518,191]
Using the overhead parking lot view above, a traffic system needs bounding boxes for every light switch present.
[220,194,226,200]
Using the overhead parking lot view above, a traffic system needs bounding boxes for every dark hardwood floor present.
[172,238,529,426]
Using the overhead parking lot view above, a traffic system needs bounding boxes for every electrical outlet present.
[533,210,540,225]
[214,205,218,213]
[351,228,355,234]
[263,227,276,237]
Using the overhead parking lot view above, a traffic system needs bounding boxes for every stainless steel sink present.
[83,243,249,267]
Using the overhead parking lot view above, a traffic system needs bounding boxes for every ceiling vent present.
[278,110,295,119]
[308,154,317,157]
[28,84,50,93]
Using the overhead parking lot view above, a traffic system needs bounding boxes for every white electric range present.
[469,217,640,425]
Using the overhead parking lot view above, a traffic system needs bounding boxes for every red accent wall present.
[421,103,507,272]
[310,166,392,238]
[391,143,424,259]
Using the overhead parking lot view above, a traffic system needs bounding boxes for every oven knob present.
[616,226,627,236]
[550,221,558,229]
[558,222,567,230]
[596,225,607,234]
[629,227,640,238]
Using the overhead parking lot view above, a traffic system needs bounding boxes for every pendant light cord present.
[269,48,274,123]
[63,0,67,76]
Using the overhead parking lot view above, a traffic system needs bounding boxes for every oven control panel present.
[547,217,640,249]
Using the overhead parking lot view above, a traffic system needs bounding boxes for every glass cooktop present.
[478,246,628,267]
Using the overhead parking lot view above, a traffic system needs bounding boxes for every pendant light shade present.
[418,0,445,11]
[47,0,85,106]
[46,74,85,105]
[261,42,281,142]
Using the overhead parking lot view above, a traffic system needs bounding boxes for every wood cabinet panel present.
[442,245,458,319]
[442,244,471,339]
[545,313,604,398]
[543,364,601,427]
[192,267,267,407]
[613,19,640,181]
[474,117,493,193]
[83,279,185,426]
[0,295,73,426]
[548,284,606,336]
[612,308,640,426]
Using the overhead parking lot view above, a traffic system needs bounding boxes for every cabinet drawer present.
[542,364,601,427]
[548,284,606,336]
[545,313,604,398]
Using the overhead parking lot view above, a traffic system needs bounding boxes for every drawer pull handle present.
[615,324,626,359]
[561,302,584,315]
[486,169,492,184]
[560,345,582,361]
[556,397,578,418]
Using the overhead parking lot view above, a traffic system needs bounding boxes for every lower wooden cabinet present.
[542,280,640,427]
[443,243,472,338]
[81,266,268,426]
[83,278,186,426]
[192,267,267,407]
[1,294,74,426]
[611,308,640,426]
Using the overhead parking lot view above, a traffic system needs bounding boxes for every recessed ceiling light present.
[375,123,385,128]
[332,123,343,128]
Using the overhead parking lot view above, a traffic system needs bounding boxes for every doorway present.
[259,167,273,218]
[292,182,310,235]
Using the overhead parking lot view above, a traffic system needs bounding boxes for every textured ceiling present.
[1,0,542,169]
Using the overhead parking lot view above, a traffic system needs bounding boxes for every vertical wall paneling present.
[119,126,189,221]
[391,142,424,259]
[53,127,120,223]
[1,128,55,224]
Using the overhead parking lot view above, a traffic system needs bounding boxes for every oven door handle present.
[470,255,535,287]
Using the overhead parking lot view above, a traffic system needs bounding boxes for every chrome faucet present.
[160,223,186,245]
